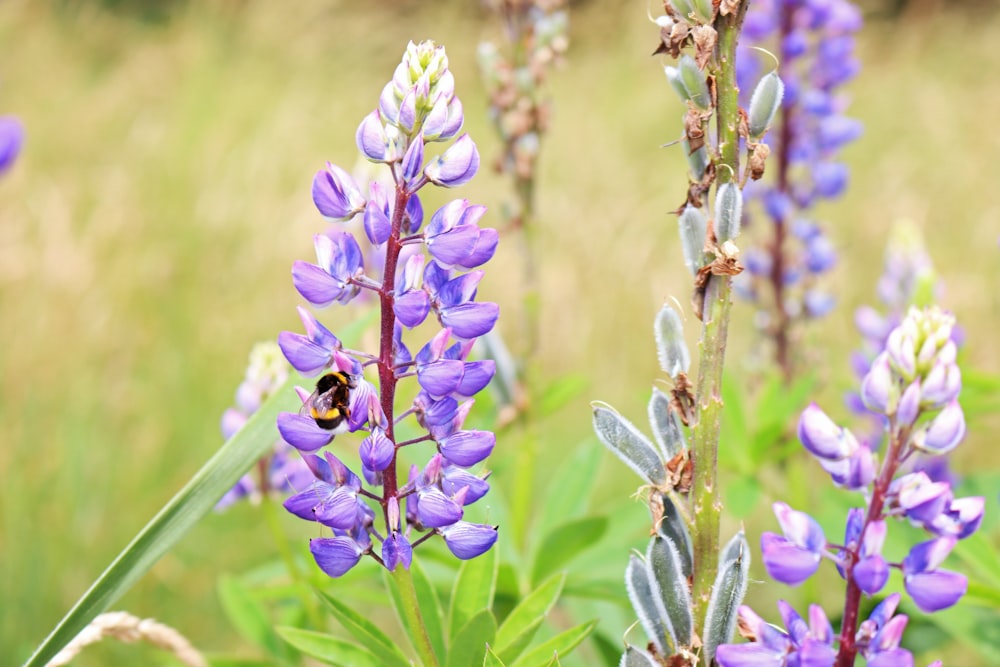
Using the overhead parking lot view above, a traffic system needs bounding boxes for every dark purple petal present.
[417,359,465,398]
[310,537,365,577]
[394,290,430,328]
[456,360,495,396]
[439,521,498,559]
[292,260,346,307]
[904,570,967,612]
[425,134,479,187]
[314,487,364,530]
[903,537,956,574]
[283,482,332,520]
[866,649,913,667]
[417,487,464,528]
[437,271,483,307]
[363,200,391,245]
[312,163,365,220]
[383,533,413,571]
[854,555,889,594]
[714,643,785,667]
[441,467,489,504]
[356,110,388,162]
[439,430,495,466]
[761,532,821,586]
[359,429,394,472]
[277,412,333,451]
[440,302,499,339]
[459,227,499,268]
[427,225,480,267]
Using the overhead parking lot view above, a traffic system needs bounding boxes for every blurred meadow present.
[3,0,1000,664]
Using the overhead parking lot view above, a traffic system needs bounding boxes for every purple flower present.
[439,521,499,559]
[902,538,967,612]
[0,116,24,175]
[278,41,498,577]
[761,503,827,586]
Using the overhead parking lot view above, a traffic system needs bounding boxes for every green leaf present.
[509,620,596,667]
[22,374,302,667]
[316,591,410,667]
[449,546,498,641]
[538,440,602,533]
[276,627,380,667]
[495,572,566,663]
[531,516,608,587]
[536,374,589,418]
[722,476,762,519]
[383,561,446,661]
[953,532,1000,588]
[446,609,497,667]
[965,581,1000,608]
[483,646,507,667]
[206,657,275,667]
[217,574,289,659]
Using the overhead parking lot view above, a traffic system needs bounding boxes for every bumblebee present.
[302,371,358,433]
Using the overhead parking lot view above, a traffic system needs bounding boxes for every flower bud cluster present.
[478,0,568,187]
[217,342,312,510]
[733,0,863,355]
[847,224,959,486]
[277,42,499,578]
[719,307,981,664]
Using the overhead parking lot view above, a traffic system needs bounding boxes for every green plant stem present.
[392,567,441,667]
[260,491,324,629]
[689,2,748,624]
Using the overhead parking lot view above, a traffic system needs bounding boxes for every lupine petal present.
[456,360,495,396]
[277,412,334,451]
[383,533,413,571]
[904,570,967,612]
[439,521,498,559]
[310,537,365,577]
[425,133,479,187]
[440,430,495,466]
[417,487,464,528]
[440,302,499,339]
[394,290,431,328]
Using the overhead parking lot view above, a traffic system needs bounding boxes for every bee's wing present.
[299,387,321,417]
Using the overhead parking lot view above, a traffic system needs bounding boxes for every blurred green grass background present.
[2,0,999,663]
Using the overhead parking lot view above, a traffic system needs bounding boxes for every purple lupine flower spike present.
[0,116,24,175]
[720,308,974,665]
[277,41,499,578]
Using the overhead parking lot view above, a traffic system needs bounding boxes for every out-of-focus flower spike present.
[654,303,690,379]
[748,71,784,140]
[0,117,24,175]
[714,181,743,242]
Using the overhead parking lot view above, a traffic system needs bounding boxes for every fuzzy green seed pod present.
[669,0,696,20]
[691,0,715,23]
[681,137,709,180]
[678,205,708,275]
[748,71,784,139]
[714,182,743,242]
[678,55,711,111]
[664,66,691,104]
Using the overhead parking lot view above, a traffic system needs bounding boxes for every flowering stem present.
[378,184,411,513]
[836,424,907,665]
[689,2,747,622]
[392,566,440,667]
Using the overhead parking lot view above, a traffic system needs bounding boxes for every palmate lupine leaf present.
[23,373,301,667]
